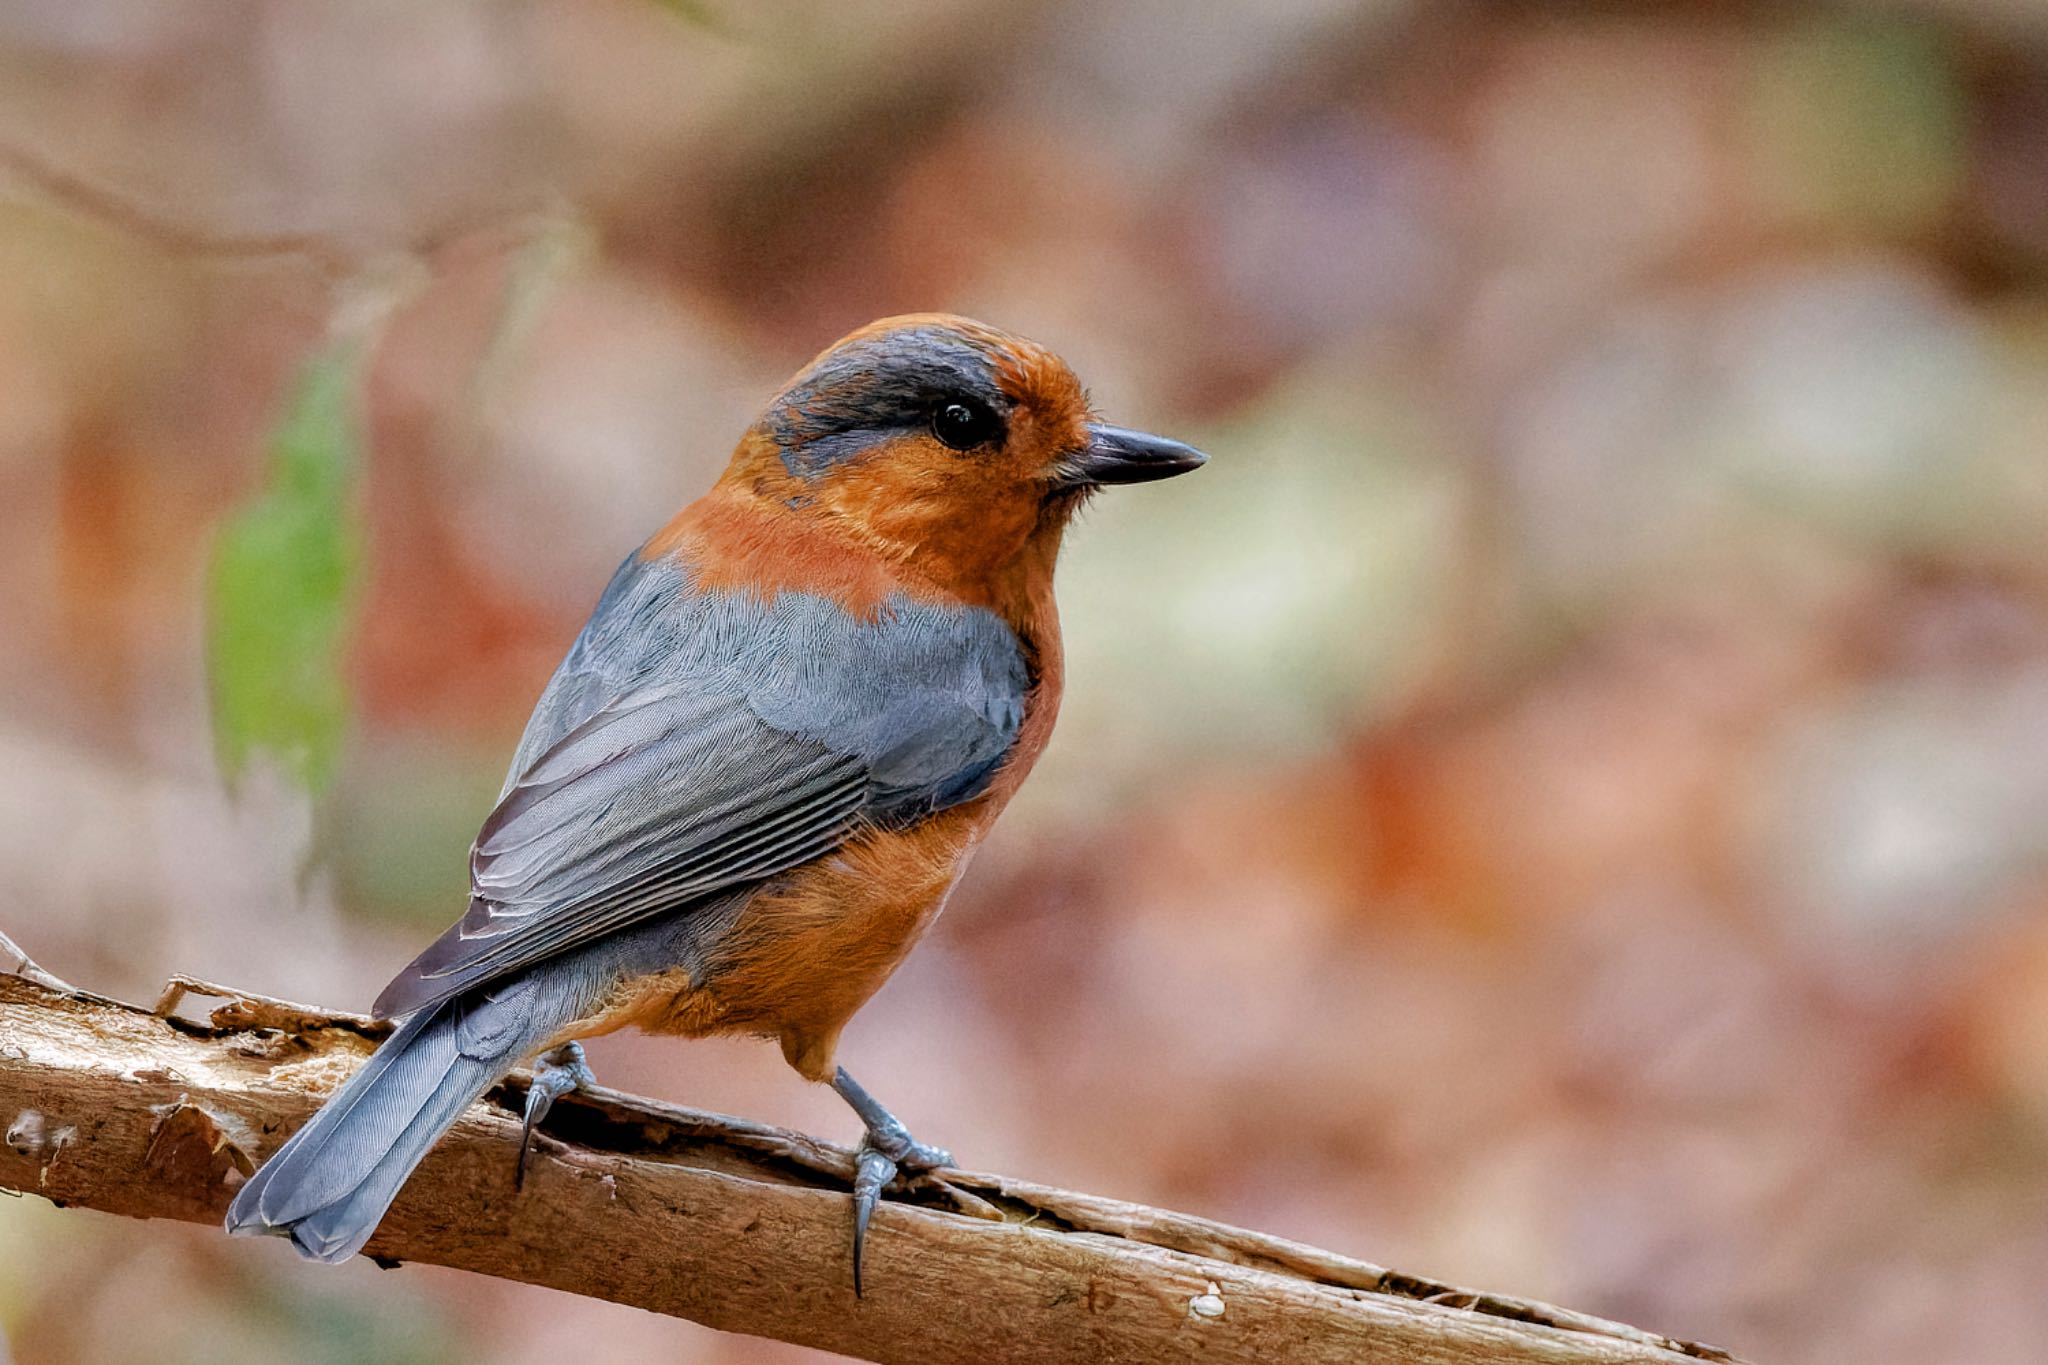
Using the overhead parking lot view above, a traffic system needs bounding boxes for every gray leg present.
[831,1067,952,1295]
[517,1041,596,1189]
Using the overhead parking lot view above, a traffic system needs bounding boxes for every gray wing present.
[372,553,1028,1018]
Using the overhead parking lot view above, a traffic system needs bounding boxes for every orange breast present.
[573,476,1069,1078]
[597,651,1061,1080]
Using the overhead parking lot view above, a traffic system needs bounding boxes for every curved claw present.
[851,1146,898,1297]
[849,1136,954,1295]
[515,1091,550,1191]
[517,1042,595,1191]
[830,1067,957,1298]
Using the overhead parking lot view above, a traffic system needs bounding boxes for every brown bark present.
[0,973,1738,1364]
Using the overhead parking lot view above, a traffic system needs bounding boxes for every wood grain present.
[0,974,1740,1365]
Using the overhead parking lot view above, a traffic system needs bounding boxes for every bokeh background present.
[4,1,2047,1362]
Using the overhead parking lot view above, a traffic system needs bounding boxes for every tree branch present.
[0,973,1738,1364]
[0,139,556,280]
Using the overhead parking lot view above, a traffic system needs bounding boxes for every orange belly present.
[599,806,984,1080]
[554,603,1063,1080]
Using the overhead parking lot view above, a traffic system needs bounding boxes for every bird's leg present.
[831,1066,952,1296]
[517,1040,596,1190]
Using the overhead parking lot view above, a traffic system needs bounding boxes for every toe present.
[903,1140,952,1172]
[851,1146,897,1297]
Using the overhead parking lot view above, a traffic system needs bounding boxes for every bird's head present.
[721,314,1205,595]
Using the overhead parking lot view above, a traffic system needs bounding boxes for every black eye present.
[931,399,1000,451]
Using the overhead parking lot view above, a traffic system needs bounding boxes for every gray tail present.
[225,973,576,1263]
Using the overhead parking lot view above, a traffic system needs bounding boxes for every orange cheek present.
[1000,406,1086,483]
[824,442,1041,566]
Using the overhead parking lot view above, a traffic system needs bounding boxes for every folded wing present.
[373,554,1027,1018]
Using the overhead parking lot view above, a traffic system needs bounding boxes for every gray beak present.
[1059,423,1209,488]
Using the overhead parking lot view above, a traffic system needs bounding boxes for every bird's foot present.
[850,1129,952,1297]
[832,1067,952,1297]
[517,1040,596,1189]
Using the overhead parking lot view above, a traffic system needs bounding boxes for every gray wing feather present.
[372,553,1027,1019]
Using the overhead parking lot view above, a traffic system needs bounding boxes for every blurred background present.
[3,1,2046,1361]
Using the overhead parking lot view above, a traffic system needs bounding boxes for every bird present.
[224,312,1207,1290]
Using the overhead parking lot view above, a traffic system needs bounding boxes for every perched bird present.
[225,313,1206,1288]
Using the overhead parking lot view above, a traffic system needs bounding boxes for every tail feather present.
[226,972,580,1263]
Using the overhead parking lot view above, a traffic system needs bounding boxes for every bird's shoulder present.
[505,502,1032,813]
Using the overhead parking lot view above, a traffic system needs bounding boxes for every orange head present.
[717,314,1205,604]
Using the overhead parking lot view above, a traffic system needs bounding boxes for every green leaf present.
[207,335,367,794]
[648,0,723,31]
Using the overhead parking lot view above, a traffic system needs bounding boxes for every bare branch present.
[0,141,552,278]
[0,974,1739,1365]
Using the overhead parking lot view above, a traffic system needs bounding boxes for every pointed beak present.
[1057,423,1209,488]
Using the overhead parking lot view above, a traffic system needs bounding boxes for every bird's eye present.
[931,399,1001,451]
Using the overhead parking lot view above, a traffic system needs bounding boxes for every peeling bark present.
[0,974,1739,1365]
